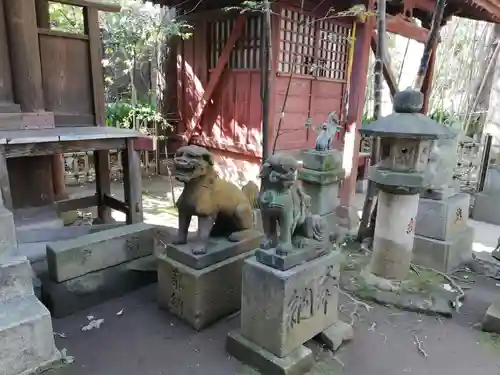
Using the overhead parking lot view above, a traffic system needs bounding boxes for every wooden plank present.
[84,7,106,126]
[103,194,129,213]
[94,150,112,223]
[5,138,126,158]
[52,154,67,200]
[122,138,143,224]
[370,32,398,98]
[55,193,98,212]
[184,14,246,141]
[35,0,50,28]
[38,28,89,40]
[0,0,14,103]
[385,15,429,43]
[53,0,121,12]
[0,146,13,210]
[4,0,45,112]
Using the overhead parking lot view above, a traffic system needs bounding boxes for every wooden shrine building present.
[150,0,500,217]
[0,0,151,227]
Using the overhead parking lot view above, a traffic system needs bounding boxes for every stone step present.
[0,207,17,257]
[0,102,21,113]
[0,112,23,130]
[0,295,60,375]
[0,256,34,301]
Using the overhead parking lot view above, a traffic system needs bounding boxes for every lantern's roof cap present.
[360,89,455,140]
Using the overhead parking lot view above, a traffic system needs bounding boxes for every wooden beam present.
[55,194,98,212]
[84,7,106,126]
[4,138,126,158]
[385,15,429,43]
[94,150,112,223]
[370,32,398,98]
[52,0,121,12]
[103,194,129,213]
[421,41,437,114]
[184,14,246,141]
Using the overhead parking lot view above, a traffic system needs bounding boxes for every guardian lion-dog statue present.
[258,153,328,255]
[172,145,258,255]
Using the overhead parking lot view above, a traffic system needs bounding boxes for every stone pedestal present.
[158,233,261,330]
[413,193,473,272]
[482,298,500,333]
[297,150,343,224]
[472,164,500,225]
[370,191,420,281]
[227,251,350,375]
[0,256,61,375]
[0,206,16,255]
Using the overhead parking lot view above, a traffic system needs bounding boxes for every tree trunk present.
[483,25,500,160]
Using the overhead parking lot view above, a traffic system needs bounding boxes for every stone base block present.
[166,232,261,270]
[415,193,470,241]
[41,256,157,318]
[300,150,342,172]
[158,249,255,331]
[482,298,500,333]
[299,180,339,216]
[472,192,500,225]
[17,223,124,244]
[0,256,34,301]
[255,247,329,271]
[0,296,60,375]
[226,330,313,375]
[241,252,340,358]
[412,225,474,273]
[316,320,353,352]
[334,205,360,234]
[47,223,156,282]
[0,207,16,256]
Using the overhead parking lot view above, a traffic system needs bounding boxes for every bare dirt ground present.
[47,176,500,375]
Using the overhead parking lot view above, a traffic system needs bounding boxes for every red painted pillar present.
[336,10,375,228]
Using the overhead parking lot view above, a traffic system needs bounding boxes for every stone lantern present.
[360,89,453,282]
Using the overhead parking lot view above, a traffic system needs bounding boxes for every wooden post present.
[421,42,437,114]
[0,146,13,210]
[337,12,375,224]
[94,150,112,223]
[35,0,49,27]
[84,6,106,125]
[4,0,45,112]
[123,138,143,224]
[0,0,14,104]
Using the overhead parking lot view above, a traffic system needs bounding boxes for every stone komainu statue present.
[258,153,328,255]
[171,145,258,254]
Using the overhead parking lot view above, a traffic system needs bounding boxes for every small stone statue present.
[171,145,257,255]
[258,153,328,255]
[312,112,341,152]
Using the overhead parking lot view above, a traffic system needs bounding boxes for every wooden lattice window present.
[278,8,351,81]
[208,16,262,70]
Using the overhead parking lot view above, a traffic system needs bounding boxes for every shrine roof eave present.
[147,0,500,24]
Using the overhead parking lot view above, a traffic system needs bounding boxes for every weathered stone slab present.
[300,150,342,172]
[255,246,329,271]
[297,168,341,186]
[0,206,16,256]
[0,256,34,301]
[482,298,500,333]
[412,225,474,273]
[415,193,470,241]
[0,296,61,375]
[41,256,157,318]
[241,252,340,358]
[299,181,339,216]
[158,249,255,331]
[47,223,156,282]
[472,192,500,225]
[226,330,313,375]
[17,223,124,244]
[166,232,262,270]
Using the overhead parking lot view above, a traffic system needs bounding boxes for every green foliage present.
[106,102,171,131]
[48,3,84,33]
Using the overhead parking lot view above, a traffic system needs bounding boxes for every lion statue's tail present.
[241,181,259,209]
